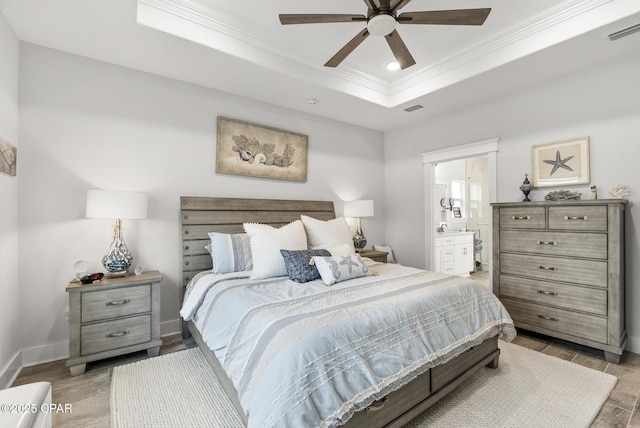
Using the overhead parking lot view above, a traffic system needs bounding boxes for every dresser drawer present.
[502,298,607,343]
[500,275,607,315]
[441,246,454,262]
[82,285,151,323]
[548,206,607,231]
[500,253,607,288]
[499,230,607,259]
[499,207,546,229]
[81,314,151,355]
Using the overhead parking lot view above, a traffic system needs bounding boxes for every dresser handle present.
[536,240,558,246]
[537,315,558,322]
[537,290,558,296]
[106,299,130,306]
[511,216,531,220]
[564,215,588,221]
[106,331,129,338]
[538,266,557,271]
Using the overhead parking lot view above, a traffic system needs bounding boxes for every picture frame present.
[216,116,308,182]
[0,137,17,177]
[452,206,462,218]
[531,137,589,188]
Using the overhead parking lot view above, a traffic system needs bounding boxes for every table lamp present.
[344,200,374,250]
[86,189,148,277]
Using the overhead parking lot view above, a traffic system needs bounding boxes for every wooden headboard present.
[180,196,336,287]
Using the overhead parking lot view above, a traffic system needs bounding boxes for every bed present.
[179,196,515,428]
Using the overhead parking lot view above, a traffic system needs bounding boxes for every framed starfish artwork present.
[531,137,590,188]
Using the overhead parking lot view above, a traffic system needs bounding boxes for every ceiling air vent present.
[608,23,640,41]
[404,104,424,113]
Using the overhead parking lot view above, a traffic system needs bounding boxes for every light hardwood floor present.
[11,326,640,427]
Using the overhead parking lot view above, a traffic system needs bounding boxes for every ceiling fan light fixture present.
[367,14,396,36]
[386,61,400,71]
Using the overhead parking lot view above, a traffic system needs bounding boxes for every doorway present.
[422,139,498,289]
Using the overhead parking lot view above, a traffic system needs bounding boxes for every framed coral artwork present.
[531,136,590,188]
[216,117,308,182]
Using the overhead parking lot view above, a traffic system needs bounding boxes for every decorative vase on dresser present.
[66,271,163,375]
[491,200,626,363]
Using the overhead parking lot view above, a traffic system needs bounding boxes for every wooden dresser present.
[491,200,626,363]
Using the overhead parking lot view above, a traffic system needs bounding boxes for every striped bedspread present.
[182,263,515,428]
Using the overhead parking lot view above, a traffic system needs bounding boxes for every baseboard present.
[21,340,69,368]
[626,334,639,355]
[0,351,21,389]
[161,318,181,337]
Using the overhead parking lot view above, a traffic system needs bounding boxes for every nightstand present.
[357,249,388,263]
[66,271,163,376]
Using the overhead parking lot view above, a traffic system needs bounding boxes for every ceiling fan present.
[279,0,491,70]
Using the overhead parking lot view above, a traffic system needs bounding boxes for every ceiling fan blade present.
[325,28,370,67]
[279,14,366,25]
[384,30,416,69]
[390,0,412,12]
[379,0,391,10]
[397,8,491,26]
[363,0,379,11]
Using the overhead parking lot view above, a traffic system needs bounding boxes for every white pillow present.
[243,220,307,280]
[373,244,396,263]
[300,215,355,253]
[313,254,370,286]
[327,243,356,257]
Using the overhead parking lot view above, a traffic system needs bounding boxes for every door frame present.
[422,138,499,285]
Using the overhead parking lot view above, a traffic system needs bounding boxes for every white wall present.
[17,44,385,365]
[385,52,640,352]
[0,10,20,388]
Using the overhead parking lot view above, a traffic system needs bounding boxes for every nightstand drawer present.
[499,207,546,229]
[81,314,151,355]
[549,206,607,231]
[81,285,151,323]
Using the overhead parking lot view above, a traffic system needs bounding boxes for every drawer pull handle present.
[511,215,531,220]
[106,299,130,306]
[536,240,558,246]
[106,331,129,338]
[538,266,557,271]
[537,315,558,322]
[367,397,388,412]
[564,215,588,221]
[537,290,558,296]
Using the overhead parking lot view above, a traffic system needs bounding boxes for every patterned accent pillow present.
[243,220,308,279]
[208,232,253,274]
[280,249,331,283]
[312,254,369,286]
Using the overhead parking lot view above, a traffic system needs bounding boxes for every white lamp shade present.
[343,200,374,218]
[86,190,148,219]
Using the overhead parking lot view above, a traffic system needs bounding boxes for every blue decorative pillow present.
[280,249,331,283]
[208,232,253,274]
[312,254,369,285]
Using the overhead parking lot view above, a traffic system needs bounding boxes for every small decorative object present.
[80,272,104,284]
[73,260,90,282]
[531,137,590,188]
[544,190,582,201]
[608,185,629,199]
[134,265,143,276]
[452,207,462,218]
[0,137,17,177]
[86,189,148,277]
[344,200,374,250]
[591,185,597,200]
[519,174,533,201]
[216,117,308,182]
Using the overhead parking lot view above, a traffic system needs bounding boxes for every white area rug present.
[111,342,617,428]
